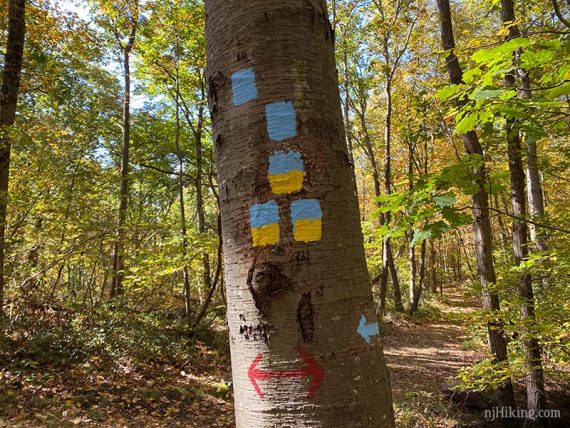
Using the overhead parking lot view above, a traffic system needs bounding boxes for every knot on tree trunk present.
[247,261,291,317]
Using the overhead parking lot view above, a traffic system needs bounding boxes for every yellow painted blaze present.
[293,218,322,242]
[269,170,304,195]
[251,223,280,246]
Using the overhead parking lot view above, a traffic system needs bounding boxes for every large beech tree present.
[205,0,394,425]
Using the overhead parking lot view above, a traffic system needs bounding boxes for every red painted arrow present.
[248,347,324,400]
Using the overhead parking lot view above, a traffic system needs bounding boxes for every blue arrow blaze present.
[357,315,379,344]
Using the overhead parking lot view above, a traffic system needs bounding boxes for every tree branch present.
[552,0,570,29]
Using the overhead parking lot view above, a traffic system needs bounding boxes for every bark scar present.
[207,71,224,119]
[247,255,291,318]
[297,292,315,343]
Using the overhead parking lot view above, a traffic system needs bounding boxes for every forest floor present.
[1,286,568,427]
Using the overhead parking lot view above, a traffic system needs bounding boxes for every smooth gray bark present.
[205,1,395,425]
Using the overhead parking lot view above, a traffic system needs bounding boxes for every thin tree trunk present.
[205,0,395,425]
[517,62,548,253]
[427,240,435,292]
[417,239,426,295]
[0,0,26,317]
[504,2,548,254]
[500,0,547,420]
[493,192,512,263]
[382,78,404,312]
[436,0,517,415]
[177,72,214,312]
[194,212,223,326]
[408,239,418,312]
[455,230,475,279]
[194,77,214,316]
[551,0,570,29]
[371,0,416,316]
[356,99,402,315]
[505,118,547,423]
[416,138,428,298]
[173,67,193,330]
[342,49,355,170]
[378,263,388,316]
[110,23,137,299]
[407,141,420,313]
[526,136,547,252]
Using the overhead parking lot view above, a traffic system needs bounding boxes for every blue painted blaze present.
[357,315,379,344]
[265,101,297,141]
[268,151,304,175]
[290,199,322,222]
[250,200,279,228]
[232,68,258,106]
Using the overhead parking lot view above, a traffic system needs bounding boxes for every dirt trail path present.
[382,286,486,427]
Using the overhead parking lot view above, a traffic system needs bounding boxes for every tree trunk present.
[493,192,512,264]
[512,30,547,254]
[408,238,418,312]
[205,1,395,425]
[436,0,517,415]
[356,98,402,316]
[0,0,26,317]
[526,136,547,252]
[500,0,547,420]
[194,212,223,326]
[342,49,355,170]
[382,78,404,312]
[173,69,193,329]
[506,117,547,425]
[429,240,437,293]
[407,141,420,313]
[194,80,214,317]
[110,25,137,299]
[417,240,426,293]
[455,230,475,279]
[503,1,548,254]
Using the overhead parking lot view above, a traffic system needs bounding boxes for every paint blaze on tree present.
[205,0,395,426]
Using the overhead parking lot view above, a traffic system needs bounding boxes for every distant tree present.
[94,0,140,298]
[436,0,517,417]
[369,0,419,315]
[0,0,26,317]
[137,0,219,328]
[500,0,547,421]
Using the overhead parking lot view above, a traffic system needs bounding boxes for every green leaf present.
[463,67,482,84]
[454,111,479,134]
[436,84,460,101]
[473,89,504,99]
[434,193,456,208]
[411,229,432,246]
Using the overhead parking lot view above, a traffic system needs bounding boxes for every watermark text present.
[484,407,560,421]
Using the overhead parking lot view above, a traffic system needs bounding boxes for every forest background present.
[0,0,569,426]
